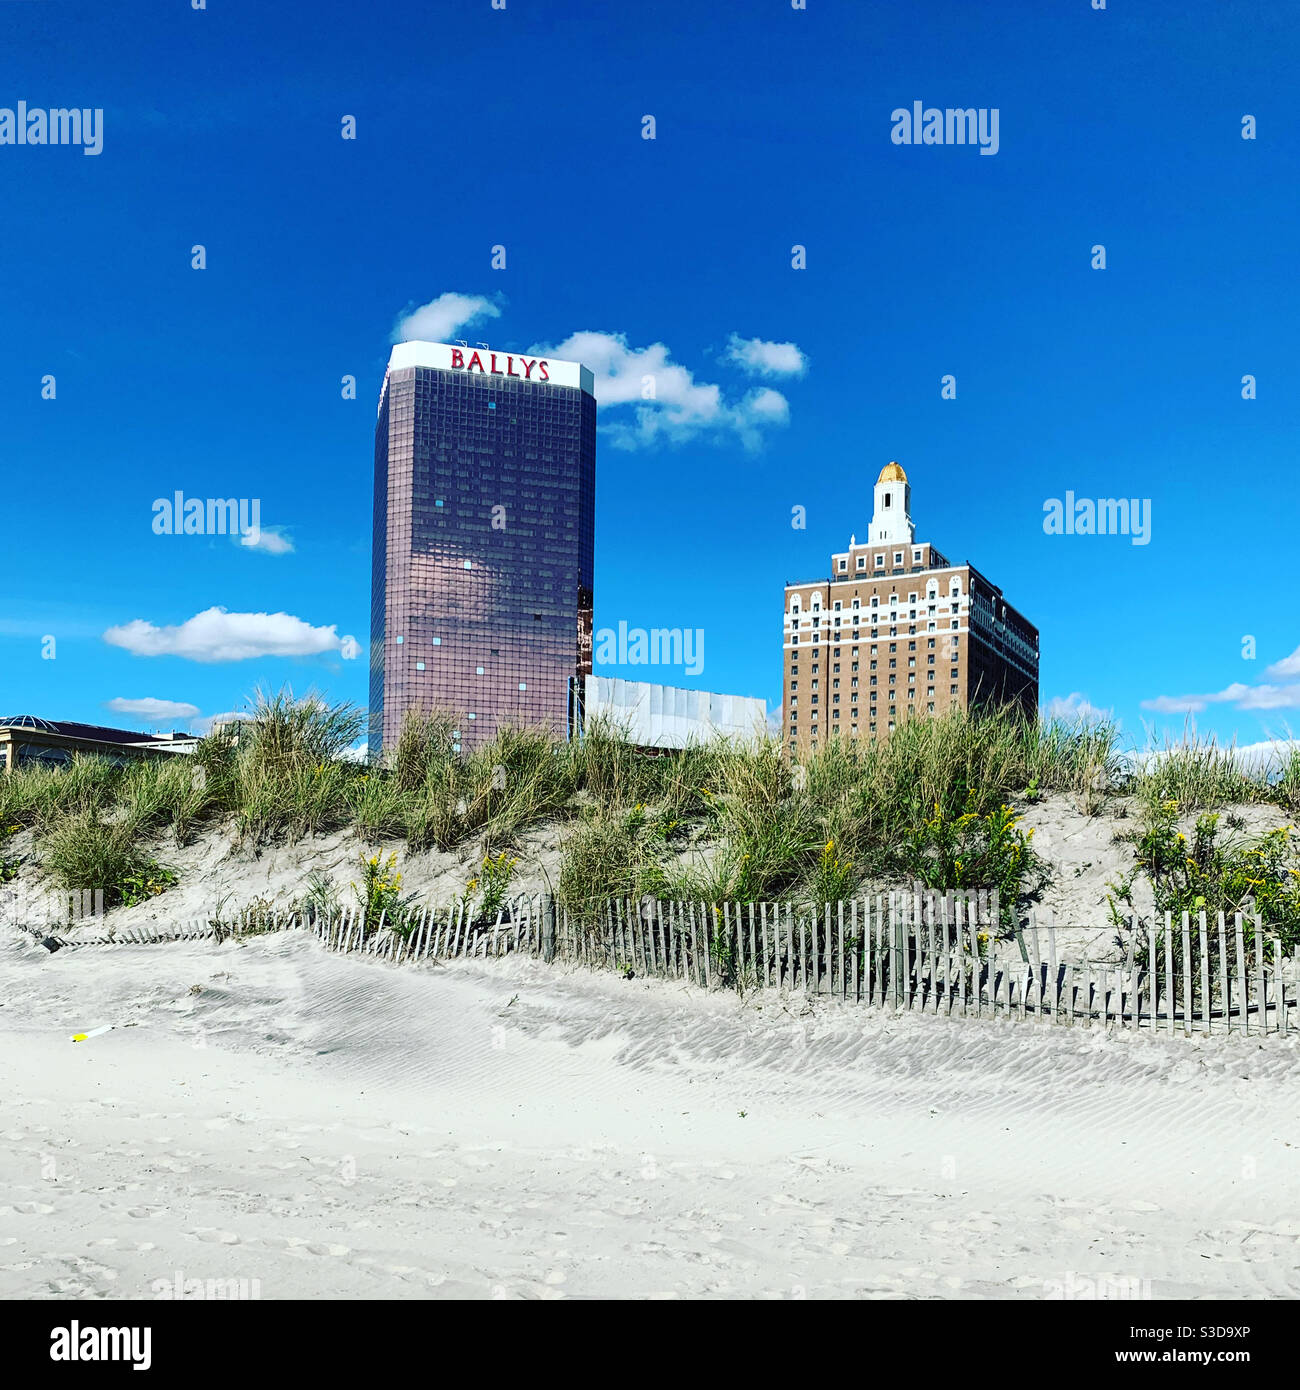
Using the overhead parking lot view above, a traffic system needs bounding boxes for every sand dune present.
[2,930,1298,1299]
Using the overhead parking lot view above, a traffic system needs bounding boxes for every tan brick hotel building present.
[782,463,1038,753]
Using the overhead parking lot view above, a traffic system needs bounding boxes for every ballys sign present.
[449,348,550,381]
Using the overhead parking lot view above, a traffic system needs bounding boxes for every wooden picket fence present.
[53,889,1298,1038]
[291,888,1296,1039]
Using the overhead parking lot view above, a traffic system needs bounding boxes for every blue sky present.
[1,0,1297,754]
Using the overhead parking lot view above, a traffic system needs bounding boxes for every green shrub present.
[1109,798,1300,953]
[351,850,418,935]
[40,810,177,910]
[898,795,1043,924]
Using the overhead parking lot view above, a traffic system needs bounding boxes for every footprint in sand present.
[192,1228,240,1244]
[259,1235,350,1257]
[9,1202,55,1215]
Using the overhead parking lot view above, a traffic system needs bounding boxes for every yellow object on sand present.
[71,1024,114,1043]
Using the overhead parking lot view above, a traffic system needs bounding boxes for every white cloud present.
[103,697,201,723]
[1265,645,1300,680]
[239,527,294,556]
[394,292,500,344]
[1043,692,1111,723]
[534,330,792,451]
[341,742,368,764]
[723,333,807,378]
[1141,681,1300,714]
[103,607,361,664]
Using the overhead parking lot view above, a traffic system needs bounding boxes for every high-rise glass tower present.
[370,341,596,758]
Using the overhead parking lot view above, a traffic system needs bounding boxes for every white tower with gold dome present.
[871,461,913,545]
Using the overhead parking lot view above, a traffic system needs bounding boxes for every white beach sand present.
[2,929,1298,1300]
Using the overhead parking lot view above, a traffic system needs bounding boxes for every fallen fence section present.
[51,893,1297,1038]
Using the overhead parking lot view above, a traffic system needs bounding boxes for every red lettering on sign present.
[506,355,519,377]
[450,348,464,368]
[538,360,549,381]
[489,353,500,374]
[466,351,484,372]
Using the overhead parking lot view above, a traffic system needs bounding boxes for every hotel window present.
[415,661,425,671]
[950,685,958,695]
[928,703,935,713]
[875,555,884,568]
[857,557,866,568]
[913,549,922,561]
[811,679,818,689]
[870,675,877,685]
[927,687,934,696]
[839,559,847,570]
[950,668,959,677]
[894,551,903,565]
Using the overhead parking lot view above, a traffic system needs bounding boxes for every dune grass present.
[1,688,1295,922]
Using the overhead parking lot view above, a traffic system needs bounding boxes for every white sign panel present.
[387,341,592,393]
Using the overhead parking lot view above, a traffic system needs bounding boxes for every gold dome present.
[877,461,907,483]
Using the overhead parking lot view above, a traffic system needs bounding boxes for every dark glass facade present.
[369,348,596,757]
